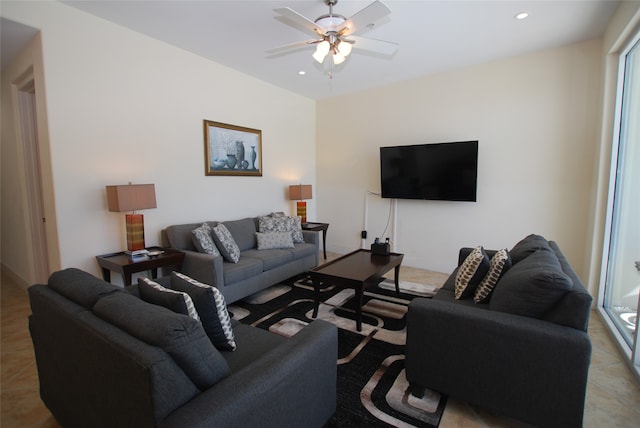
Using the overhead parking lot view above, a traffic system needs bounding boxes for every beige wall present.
[317,39,602,281]
[1,1,316,285]
[3,1,633,296]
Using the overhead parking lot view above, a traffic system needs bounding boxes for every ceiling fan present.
[266,0,398,70]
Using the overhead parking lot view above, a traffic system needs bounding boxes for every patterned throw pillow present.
[191,223,220,256]
[454,246,490,299]
[171,272,236,351]
[138,278,200,321]
[256,231,295,250]
[258,214,304,244]
[211,223,241,263]
[474,249,512,303]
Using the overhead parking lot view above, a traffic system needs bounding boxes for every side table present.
[302,222,329,259]
[95,247,185,286]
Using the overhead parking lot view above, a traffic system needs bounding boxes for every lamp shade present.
[289,184,312,201]
[106,184,157,212]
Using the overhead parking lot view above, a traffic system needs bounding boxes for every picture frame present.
[203,120,262,176]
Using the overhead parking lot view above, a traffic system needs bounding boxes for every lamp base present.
[126,213,146,252]
[296,201,307,224]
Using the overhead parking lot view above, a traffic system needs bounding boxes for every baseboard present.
[1,262,30,290]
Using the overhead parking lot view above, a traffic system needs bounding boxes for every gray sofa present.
[406,236,592,428]
[28,268,337,428]
[163,216,320,304]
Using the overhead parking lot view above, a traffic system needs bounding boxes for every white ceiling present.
[4,1,621,100]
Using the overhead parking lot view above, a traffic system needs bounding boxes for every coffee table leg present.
[311,277,320,319]
[394,264,401,294]
[356,284,363,332]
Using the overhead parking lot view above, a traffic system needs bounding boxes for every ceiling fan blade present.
[338,1,391,36]
[265,39,319,55]
[348,35,398,56]
[274,7,327,37]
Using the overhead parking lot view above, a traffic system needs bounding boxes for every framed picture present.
[203,120,262,176]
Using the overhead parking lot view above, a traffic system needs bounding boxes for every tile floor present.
[2,259,639,427]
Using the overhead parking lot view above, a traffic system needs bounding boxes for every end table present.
[95,247,184,286]
[301,222,329,259]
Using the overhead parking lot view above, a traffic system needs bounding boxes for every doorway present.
[13,69,50,283]
[600,31,640,379]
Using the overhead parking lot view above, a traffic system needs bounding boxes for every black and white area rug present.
[228,276,447,428]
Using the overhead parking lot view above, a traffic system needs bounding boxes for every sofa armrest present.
[406,298,591,428]
[180,250,224,288]
[160,320,337,428]
[302,230,320,265]
[302,230,320,246]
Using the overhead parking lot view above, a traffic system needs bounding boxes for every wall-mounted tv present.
[380,140,478,202]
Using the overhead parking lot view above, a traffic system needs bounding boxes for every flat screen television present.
[380,140,478,201]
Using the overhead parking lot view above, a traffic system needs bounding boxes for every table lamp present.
[106,183,157,253]
[289,184,312,224]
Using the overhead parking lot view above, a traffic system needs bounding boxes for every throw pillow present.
[509,234,551,265]
[256,231,295,250]
[490,249,574,319]
[258,214,304,244]
[454,246,490,299]
[138,278,200,321]
[191,223,220,256]
[171,272,236,351]
[211,223,241,263]
[289,215,304,243]
[474,249,512,303]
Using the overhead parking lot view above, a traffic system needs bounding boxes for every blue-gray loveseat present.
[28,268,337,427]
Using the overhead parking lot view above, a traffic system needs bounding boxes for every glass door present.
[601,33,640,374]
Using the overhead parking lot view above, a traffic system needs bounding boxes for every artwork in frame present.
[204,120,262,176]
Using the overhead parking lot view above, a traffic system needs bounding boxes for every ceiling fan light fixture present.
[337,40,352,57]
[313,50,328,63]
[271,0,396,73]
[313,40,331,63]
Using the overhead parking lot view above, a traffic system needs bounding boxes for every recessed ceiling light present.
[515,12,529,20]
[298,70,306,76]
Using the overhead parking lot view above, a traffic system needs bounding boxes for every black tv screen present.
[380,141,478,201]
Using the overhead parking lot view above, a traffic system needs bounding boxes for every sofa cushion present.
[212,223,241,263]
[221,323,286,373]
[48,268,121,308]
[166,222,205,251]
[223,257,264,284]
[241,249,293,271]
[256,231,294,250]
[509,234,551,264]
[474,249,512,303]
[94,292,230,390]
[191,223,221,256]
[170,272,236,351]
[138,278,200,321]
[454,246,490,299]
[222,217,258,251]
[490,249,573,319]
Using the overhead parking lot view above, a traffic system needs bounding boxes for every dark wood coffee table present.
[309,249,404,331]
